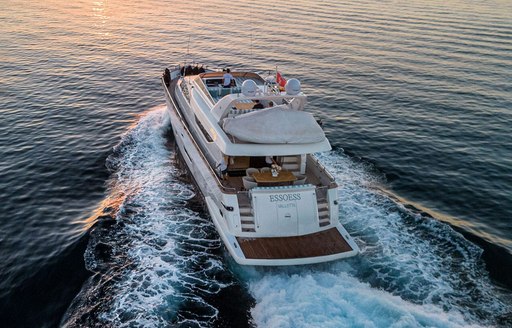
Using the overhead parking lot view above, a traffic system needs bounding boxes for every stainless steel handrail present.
[309,154,338,188]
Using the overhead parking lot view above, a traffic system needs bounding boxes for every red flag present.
[276,71,287,87]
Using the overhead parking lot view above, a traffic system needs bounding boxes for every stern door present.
[251,186,318,236]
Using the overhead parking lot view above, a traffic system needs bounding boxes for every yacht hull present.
[162,76,359,266]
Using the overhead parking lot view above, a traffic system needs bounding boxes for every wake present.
[63,106,250,328]
[64,107,511,327]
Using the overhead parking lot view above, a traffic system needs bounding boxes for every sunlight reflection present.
[92,0,109,36]
[79,189,130,231]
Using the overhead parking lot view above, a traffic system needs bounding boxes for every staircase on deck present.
[280,155,301,172]
[238,193,256,232]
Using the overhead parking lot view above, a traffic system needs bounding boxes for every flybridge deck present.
[162,65,359,265]
[199,71,265,102]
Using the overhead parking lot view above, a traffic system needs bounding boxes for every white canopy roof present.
[223,106,325,144]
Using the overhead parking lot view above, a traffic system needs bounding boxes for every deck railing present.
[307,154,338,188]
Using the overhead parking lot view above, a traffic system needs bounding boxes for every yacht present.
[161,65,359,265]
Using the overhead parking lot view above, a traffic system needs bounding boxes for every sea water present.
[1,0,511,327]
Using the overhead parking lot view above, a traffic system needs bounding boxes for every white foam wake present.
[249,270,471,328]
[88,106,234,327]
[242,151,510,328]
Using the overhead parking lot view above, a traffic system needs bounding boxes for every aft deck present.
[236,227,353,260]
[220,154,335,192]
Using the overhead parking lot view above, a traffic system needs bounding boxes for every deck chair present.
[293,174,307,185]
[246,167,259,177]
[242,176,258,190]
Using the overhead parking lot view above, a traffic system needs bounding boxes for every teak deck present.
[236,227,352,259]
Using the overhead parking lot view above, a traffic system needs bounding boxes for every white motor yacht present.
[161,65,359,265]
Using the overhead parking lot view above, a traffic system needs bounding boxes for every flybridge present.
[178,70,331,157]
[190,71,305,116]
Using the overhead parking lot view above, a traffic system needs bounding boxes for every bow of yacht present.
[161,65,359,265]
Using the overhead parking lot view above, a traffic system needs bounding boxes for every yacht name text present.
[269,193,301,202]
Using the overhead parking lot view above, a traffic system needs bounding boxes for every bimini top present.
[223,106,325,144]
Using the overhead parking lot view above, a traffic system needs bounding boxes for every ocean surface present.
[1,0,511,327]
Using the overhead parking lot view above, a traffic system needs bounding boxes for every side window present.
[195,116,213,142]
